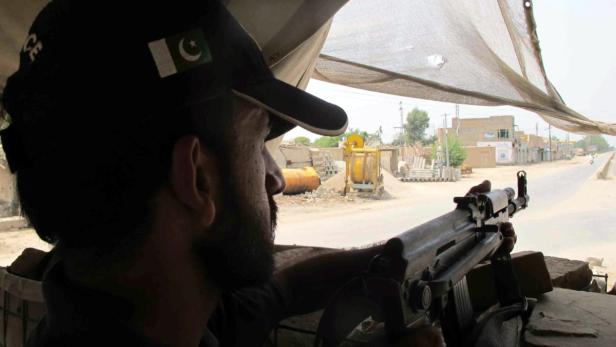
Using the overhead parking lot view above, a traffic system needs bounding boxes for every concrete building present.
[451,115,515,146]
[462,146,496,168]
[513,132,530,164]
[445,115,517,164]
[556,140,575,160]
[516,133,548,162]
[439,116,568,166]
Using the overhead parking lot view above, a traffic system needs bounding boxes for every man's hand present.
[466,180,517,256]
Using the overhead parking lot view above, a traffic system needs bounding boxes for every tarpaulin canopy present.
[314,0,616,135]
[2,0,615,135]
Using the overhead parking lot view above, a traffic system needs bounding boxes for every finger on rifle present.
[499,237,515,255]
[466,180,491,196]
[500,222,517,243]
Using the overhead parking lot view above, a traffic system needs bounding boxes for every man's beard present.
[193,181,278,290]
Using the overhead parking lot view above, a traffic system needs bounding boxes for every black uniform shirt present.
[27,261,289,347]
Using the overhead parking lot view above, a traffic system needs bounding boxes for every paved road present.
[514,155,614,257]
[276,155,614,255]
[524,155,608,212]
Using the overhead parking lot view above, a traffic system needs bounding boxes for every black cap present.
[1,0,347,172]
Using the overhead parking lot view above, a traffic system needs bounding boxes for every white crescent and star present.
[178,38,202,62]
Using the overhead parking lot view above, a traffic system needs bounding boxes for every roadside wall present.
[313,148,343,161]
[279,146,312,168]
[379,149,398,174]
[477,141,514,164]
[463,146,496,168]
[0,148,17,217]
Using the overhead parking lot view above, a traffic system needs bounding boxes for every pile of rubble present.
[277,169,396,205]
[276,186,361,206]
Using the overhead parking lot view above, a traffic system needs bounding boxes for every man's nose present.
[265,151,285,195]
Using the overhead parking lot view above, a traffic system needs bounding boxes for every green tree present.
[312,128,373,148]
[405,108,430,143]
[574,140,584,149]
[313,136,340,148]
[422,134,438,146]
[345,128,369,140]
[293,136,311,146]
[391,133,410,146]
[391,108,430,145]
[575,135,610,152]
[431,135,467,167]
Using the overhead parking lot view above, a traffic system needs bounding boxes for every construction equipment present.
[282,167,321,195]
[343,134,383,195]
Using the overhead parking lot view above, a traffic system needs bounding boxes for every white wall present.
[477,141,514,164]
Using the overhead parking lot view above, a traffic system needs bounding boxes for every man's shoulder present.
[208,279,289,346]
[27,316,160,347]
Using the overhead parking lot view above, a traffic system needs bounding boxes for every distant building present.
[517,133,547,162]
[446,115,517,164]
[438,115,570,166]
[555,140,575,159]
[451,115,515,146]
[462,146,496,168]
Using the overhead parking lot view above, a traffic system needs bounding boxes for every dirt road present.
[275,155,609,245]
[275,153,615,287]
[2,154,614,288]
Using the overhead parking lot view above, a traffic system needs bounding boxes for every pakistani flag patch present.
[148,28,212,78]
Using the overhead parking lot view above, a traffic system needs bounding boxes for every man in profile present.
[1,0,514,346]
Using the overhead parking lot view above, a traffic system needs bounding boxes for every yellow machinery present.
[343,134,383,194]
[282,167,321,195]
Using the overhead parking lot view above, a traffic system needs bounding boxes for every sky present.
[284,0,616,146]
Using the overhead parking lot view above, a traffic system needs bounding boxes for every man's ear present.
[169,135,217,227]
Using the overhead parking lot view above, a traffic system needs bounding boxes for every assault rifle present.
[316,171,530,346]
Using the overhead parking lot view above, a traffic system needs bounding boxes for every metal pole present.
[455,104,460,136]
[399,101,404,145]
[443,114,450,169]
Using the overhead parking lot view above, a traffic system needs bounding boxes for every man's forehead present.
[232,96,270,130]
[230,93,296,140]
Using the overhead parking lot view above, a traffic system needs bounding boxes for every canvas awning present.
[2,0,614,135]
[313,0,616,135]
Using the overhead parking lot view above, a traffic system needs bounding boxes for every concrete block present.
[0,216,28,232]
[467,251,553,311]
[524,288,616,347]
[544,256,593,290]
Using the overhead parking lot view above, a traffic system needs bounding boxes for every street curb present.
[596,152,615,180]
[0,216,29,232]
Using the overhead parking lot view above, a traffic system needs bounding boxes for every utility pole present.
[394,101,405,145]
[399,101,404,144]
[455,104,460,136]
[535,122,539,136]
[443,113,450,169]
